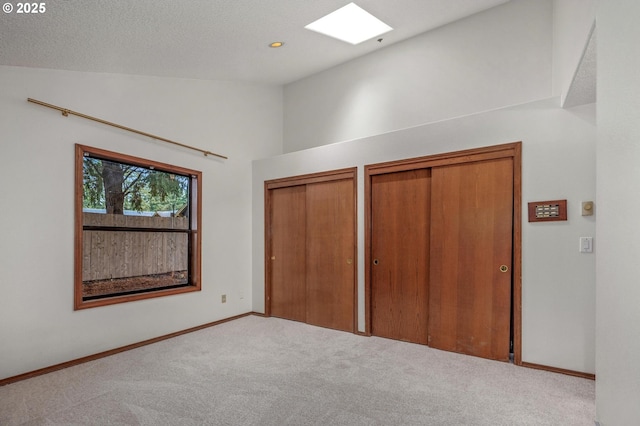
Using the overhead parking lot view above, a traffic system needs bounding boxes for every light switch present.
[579,237,593,253]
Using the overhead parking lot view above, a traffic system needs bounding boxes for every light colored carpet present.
[0,315,595,425]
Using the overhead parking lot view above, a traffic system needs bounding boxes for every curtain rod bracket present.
[27,98,228,160]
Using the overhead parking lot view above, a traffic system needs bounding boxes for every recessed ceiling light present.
[269,42,284,48]
[305,2,392,45]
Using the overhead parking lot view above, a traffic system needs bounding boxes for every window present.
[75,144,202,309]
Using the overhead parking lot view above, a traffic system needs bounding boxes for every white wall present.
[254,0,595,374]
[0,66,282,380]
[596,1,640,424]
[283,0,553,152]
[253,98,596,374]
[552,0,596,103]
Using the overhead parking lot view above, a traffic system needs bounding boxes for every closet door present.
[266,168,356,333]
[306,179,356,332]
[428,158,513,361]
[269,185,306,322]
[370,169,431,344]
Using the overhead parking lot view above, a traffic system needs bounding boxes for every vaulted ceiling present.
[0,0,510,85]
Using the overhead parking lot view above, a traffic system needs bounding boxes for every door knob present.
[499,265,509,273]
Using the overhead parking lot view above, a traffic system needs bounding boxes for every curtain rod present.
[27,98,228,160]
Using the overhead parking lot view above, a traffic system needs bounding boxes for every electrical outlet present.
[221,294,226,303]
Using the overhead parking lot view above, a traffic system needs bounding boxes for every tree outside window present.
[75,145,202,309]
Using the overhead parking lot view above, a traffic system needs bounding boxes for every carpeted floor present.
[0,315,595,425]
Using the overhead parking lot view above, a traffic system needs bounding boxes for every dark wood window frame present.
[74,144,202,310]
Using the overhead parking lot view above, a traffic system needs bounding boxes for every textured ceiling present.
[563,25,597,108]
[0,0,510,85]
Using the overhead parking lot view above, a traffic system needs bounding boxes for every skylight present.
[304,2,393,45]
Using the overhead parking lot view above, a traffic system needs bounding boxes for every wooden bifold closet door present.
[266,169,356,333]
[366,143,520,362]
[370,169,431,344]
[305,179,355,331]
[269,185,306,322]
[428,158,513,361]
